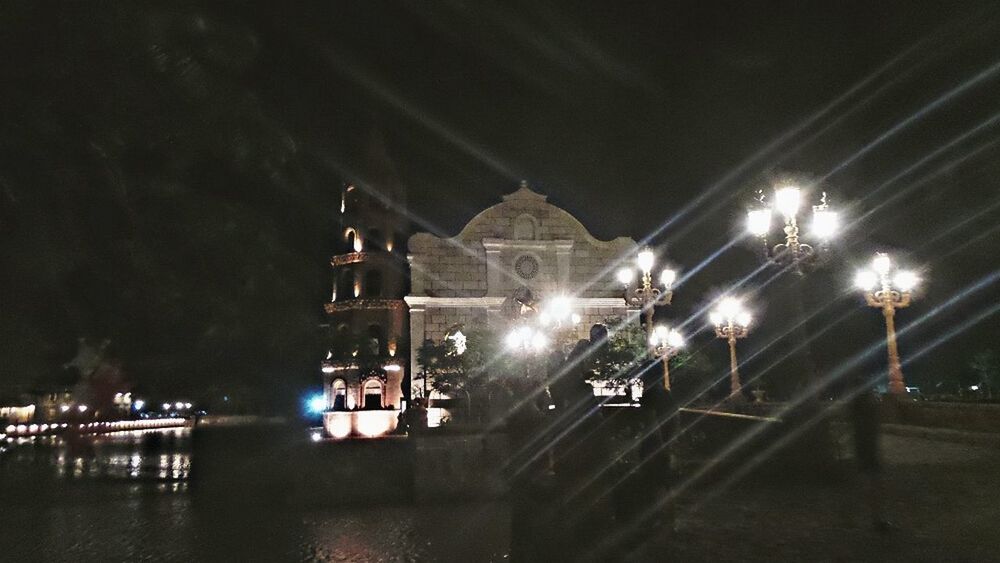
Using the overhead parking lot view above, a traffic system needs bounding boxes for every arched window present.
[365,269,383,298]
[337,268,355,300]
[513,214,537,240]
[345,227,362,253]
[363,379,384,410]
[331,379,347,411]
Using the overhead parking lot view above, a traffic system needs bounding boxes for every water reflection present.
[4,427,192,482]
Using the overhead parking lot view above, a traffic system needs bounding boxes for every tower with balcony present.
[320,132,409,437]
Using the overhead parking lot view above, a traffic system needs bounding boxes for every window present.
[367,324,387,356]
[363,379,383,410]
[331,379,347,411]
[513,214,537,240]
[337,268,355,300]
[345,227,362,252]
[365,269,383,298]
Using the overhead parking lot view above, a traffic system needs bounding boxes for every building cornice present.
[324,299,407,314]
[481,238,574,251]
[404,296,507,308]
[403,295,625,308]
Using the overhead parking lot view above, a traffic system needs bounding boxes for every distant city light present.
[174,401,184,410]
[162,403,171,411]
[59,404,70,413]
[133,400,145,410]
[310,431,323,442]
[77,405,88,413]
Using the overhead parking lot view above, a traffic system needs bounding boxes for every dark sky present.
[1,1,998,401]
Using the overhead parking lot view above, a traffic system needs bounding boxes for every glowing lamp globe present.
[872,253,892,275]
[719,297,741,319]
[855,270,878,291]
[660,268,677,287]
[666,329,685,348]
[616,268,634,285]
[774,186,801,218]
[747,208,772,236]
[637,249,655,274]
[709,311,724,326]
[736,312,753,328]
[894,271,918,292]
[811,209,838,239]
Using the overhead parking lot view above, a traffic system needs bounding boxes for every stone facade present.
[405,182,636,397]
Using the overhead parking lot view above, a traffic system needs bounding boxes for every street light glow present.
[810,208,838,239]
[616,268,633,285]
[718,297,741,319]
[736,312,753,328]
[894,271,919,292]
[530,331,548,352]
[637,249,655,274]
[872,253,892,275]
[747,208,771,236]
[855,270,879,291]
[548,295,572,320]
[774,186,801,217]
[660,268,676,287]
[306,394,326,414]
[133,400,145,410]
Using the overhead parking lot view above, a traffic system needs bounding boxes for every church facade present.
[405,182,636,398]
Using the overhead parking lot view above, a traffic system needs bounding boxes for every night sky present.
[1,1,998,407]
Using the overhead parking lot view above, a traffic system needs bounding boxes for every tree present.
[970,351,1000,399]
[586,318,648,385]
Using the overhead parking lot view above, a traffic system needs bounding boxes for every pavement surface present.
[2,430,998,562]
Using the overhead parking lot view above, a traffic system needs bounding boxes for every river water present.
[0,428,509,562]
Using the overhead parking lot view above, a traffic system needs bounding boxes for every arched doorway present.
[362,379,384,410]
[331,379,347,411]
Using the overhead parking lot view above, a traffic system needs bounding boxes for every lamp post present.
[649,325,685,391]
[710,297,754,400]
[618,249,678,391]
[617,248,676,329]
[747,186,838,273]
[855,252,920,395]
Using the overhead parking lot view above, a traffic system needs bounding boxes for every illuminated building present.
[320,131,409,437]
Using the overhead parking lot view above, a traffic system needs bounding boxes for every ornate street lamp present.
[617,248,677,328]
[618,249,679,391]
[747,185,838,274]
[710,297,755,400]
[855,252,920,395]
[649,325,685,391]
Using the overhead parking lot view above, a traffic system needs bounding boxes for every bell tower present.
[320,128,410,435]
